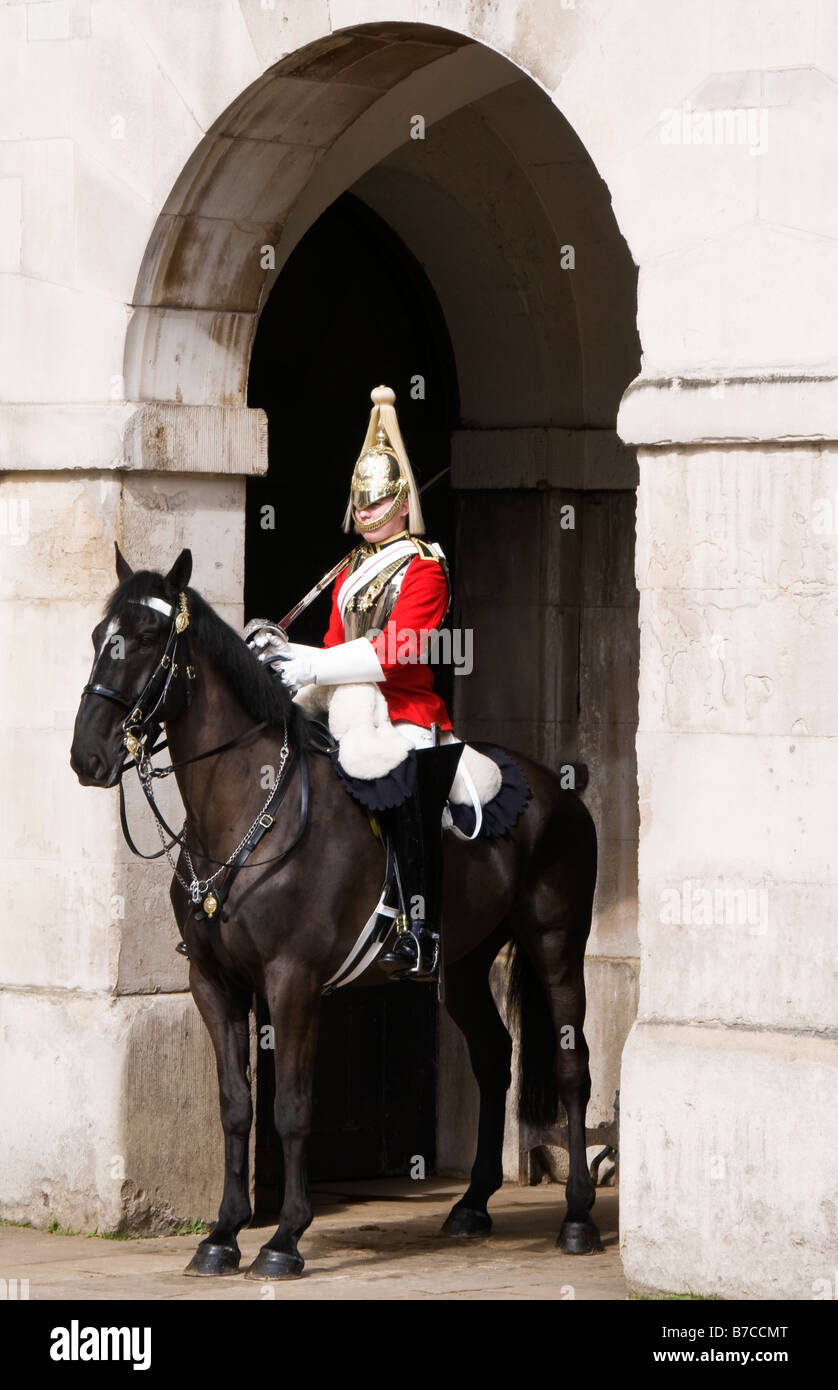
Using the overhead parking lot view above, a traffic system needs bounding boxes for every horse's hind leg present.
[441,931,512,1238]
[550,960,601,1253]
[527,930,602,1254]
[184,966,253,1276]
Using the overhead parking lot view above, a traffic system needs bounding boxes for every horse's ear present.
[115,542,133,584]
[165,548,193,592]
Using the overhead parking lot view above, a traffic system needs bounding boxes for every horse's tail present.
[506,943,559,1128]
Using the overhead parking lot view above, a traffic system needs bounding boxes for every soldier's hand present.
[243,618,289,663]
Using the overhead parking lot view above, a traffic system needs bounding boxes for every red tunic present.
[322,552,453,730]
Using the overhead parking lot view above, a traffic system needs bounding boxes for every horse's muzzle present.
[70,744,123,788]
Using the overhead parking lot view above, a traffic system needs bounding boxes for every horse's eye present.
[137,632,157,649]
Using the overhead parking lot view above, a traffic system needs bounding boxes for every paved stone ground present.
[0,1180,624,1300]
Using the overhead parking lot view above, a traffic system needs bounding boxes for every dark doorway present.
[246,192,459,1206]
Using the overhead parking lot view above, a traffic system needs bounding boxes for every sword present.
[278,465,451,632]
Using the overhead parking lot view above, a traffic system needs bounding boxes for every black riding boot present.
[377,742,464,982]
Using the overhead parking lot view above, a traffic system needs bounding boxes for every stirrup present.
[379,918,439,982]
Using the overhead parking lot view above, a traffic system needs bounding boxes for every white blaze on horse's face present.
[94,617,120,665]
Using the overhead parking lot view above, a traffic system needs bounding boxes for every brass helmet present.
[342,385,425,535]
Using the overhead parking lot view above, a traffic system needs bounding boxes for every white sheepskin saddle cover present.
[293,682,502,806]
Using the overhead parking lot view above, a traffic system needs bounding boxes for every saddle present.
[304,714,531,841]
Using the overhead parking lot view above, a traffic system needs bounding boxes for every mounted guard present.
[246,384,488,983]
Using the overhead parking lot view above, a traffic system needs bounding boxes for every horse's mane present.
[106,571,307,737]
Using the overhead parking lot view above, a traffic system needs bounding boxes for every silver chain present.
[142,734,290,906]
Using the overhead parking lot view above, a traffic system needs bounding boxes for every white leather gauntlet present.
[277,638,385,690]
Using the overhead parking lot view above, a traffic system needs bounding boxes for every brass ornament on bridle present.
[175,592,190,633]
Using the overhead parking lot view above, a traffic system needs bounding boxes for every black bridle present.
[81,590,311,920]
[82,593,195,764]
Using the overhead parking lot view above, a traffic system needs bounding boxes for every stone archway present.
[121,20,641,1192]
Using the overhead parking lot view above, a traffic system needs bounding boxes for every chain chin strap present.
[353,479,408,531]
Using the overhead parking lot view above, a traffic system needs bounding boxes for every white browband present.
[129,597,175,618]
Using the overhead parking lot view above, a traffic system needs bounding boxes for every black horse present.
[70,547,600,1279]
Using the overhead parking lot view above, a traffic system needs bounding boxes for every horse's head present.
[70,544,194,787]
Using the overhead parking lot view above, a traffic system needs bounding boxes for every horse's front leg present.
[245,963,320,1281]
[184,964,253,1276]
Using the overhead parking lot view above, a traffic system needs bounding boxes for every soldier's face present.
[354,495,410,540]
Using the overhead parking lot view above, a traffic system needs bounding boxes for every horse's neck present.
[165,657,275,836]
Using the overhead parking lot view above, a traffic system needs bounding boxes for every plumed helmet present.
[342,385,425,535]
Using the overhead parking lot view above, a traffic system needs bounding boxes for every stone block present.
[709,0,817,70]
[456,491,545,604]
[2,15,72,143]
[621,378,838,448]
[162,134,322,225]
[637,731,838,890]
[0,474,122,600]
[113,852,190,998]
[584,956,639,1125]
[639,585,838,737]
[638,877,838,1034]
[609,117,760,264]
[581,491,639,608]
[0,725,118,869]
[454,602,543,726]
[124,306,255,406]
[579,605,639,730]
[0,857,120,993]
[0,597,108,729]
[27,1,72,43]
[543,489,583,606]
[554,0,712,180]
[543,604,580,724]
[450,715,543,766]
[758,80,838,240]
[237,1,331,73]
[68,3,203,210]
[0,989,225,1232]
[74,150,155,301]
[0,474,243,605]
[435,1009,480,1177]
[635,446,838,591]
[0,276,126,403]
[220,72,379,145]
[0,403,268,476]
[123,0,261,134]
[621,1022,838,1298]
[577,718,638,848]
[119,474,245,603]
[135,212,274,313]
[0,177,21,271]
[122,405,267,478]
[637,224,838,374]
[587,836,639,960]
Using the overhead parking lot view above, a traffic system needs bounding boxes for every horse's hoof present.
[557,1220,602,1254]
[183,1241,241,1276]
[441,1205,492,1238]
[244,1247,305,1281]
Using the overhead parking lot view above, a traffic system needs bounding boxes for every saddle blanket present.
[330,741,531,839]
